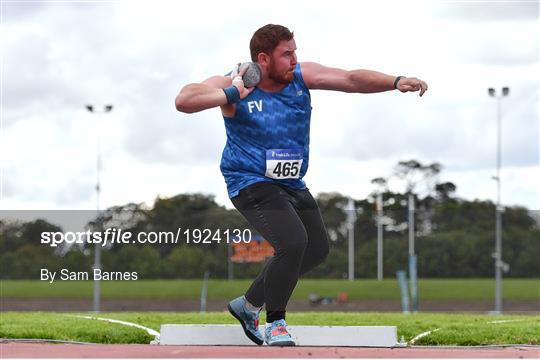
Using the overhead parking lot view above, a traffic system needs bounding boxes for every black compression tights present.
[231,182,330,322]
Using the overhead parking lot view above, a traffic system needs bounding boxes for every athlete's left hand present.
[396,77,428,97]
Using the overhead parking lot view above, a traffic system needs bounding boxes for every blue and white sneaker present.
[264,319,296,346]
[228,296,264,345]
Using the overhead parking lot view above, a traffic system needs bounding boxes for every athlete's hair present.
[250,24,294,62]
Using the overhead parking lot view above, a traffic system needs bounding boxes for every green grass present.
[1,279,539,300]
[1,312,538,345]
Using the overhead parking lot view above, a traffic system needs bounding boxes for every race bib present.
[265,149,303,179]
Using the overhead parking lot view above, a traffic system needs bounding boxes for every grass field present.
[1,312,538,345]
[2,278,539,300]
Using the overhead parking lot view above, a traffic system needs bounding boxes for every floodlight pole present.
[86,104,113,312]
[488,87,509,314]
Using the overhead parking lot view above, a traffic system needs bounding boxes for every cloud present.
[432,1,539,21]
[4,2,55,22]
[2,1,539,211]
[435,21,538,66]
[309,78,538,171]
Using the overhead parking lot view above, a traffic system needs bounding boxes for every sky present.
[1,0,539,213]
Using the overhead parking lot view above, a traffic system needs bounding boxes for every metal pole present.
[93,124,102,313]
[228,241,233,280]
[200,271,210,313]
[347,216,354,281]
[86,105,113,313]
[408,193,419,312]
[409,254,418,312]
[94,112,103,312]
[408,193,415,256]
[93,247,101,312]
[495,95,502,314]
[396,270,410,313]
[488,87,508,314]
[347,198,356,281]
[377,193,383,281]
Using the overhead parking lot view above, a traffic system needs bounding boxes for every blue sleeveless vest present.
[220,63,311,198]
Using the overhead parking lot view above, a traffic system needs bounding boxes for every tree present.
[394,159,441,196]
[435,182,457,201]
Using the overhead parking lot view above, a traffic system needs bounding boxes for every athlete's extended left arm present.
[300,62,428,96]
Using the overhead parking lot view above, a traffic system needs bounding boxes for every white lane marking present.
[72,315,160,343]
[487,319,527,324]
[408,318,535,345]
[409,328,441,345]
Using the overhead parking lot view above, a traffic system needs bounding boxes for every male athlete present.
[175,24,428,346]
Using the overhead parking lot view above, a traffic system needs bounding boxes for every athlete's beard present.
[268,59,294,85]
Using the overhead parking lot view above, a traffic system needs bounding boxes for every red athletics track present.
[1,343,539,358]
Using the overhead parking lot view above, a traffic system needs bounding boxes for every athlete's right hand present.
[231,63,254,99]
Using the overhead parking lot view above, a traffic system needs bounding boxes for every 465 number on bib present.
[271,161,300,178]
[265,149,303,180]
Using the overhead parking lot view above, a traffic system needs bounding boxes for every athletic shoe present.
[227,296,264,345]
[264,319,296,346]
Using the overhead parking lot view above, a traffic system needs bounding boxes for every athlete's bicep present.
[300,62,354,92]
[201,75,236,117]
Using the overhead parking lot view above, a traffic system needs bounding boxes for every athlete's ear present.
[257,52,271,69]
